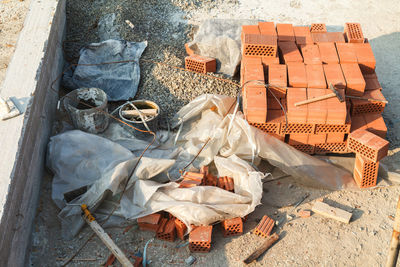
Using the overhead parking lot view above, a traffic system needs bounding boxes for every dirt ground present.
[15,0,400,266]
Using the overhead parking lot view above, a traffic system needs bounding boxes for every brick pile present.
[241,22,388,188]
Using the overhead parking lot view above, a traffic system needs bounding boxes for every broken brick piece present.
[218,176,234,192]
[353,154,379,188]
[156,219,176,242]
[221,217,243,237]
[340,63,365,96]
[344,23,364,43]
[276,23,295,42]
[185,55,216,73]
[179,172,204,188]
[200,166,209,176]
[310,23,327,33]
[347,129,389,162]
[253,215,275,238]
[189,225,213,253]
[175,218,187,240]
[298,210,312,218]
[204,173,218,187]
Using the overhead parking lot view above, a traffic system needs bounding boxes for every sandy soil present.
[27,0,400,266]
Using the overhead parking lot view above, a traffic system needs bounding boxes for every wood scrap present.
[311,201,352,224]
[121,109,157,117]
[243,233,279,264]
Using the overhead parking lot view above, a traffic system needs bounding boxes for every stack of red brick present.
[240,22,389,187]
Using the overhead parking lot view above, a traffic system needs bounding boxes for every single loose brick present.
[221,217,243,237]
[185,55,216,73]
[276,23,295,42]
[364,113,387,139]
[300,44,322,65]
[318,43,339,64]
[287,63,307,88]
[175,218,187,240]
[310,23,327,33]
[353,154,379,188]
[293,26,313,46]
[305,64,327,88]
[253,215,275,238]
[340,63,365,96]
[307,88,328,124]
[335,43,357,63]
[287,87,308,123]
[268,64,287,98]
[189,226,213,253]
[279,41,303,63]
[352,43,376,74]
[156,219,176,242]
[344,23,364,43]
[347,129,389,162]
[350,89,386,115]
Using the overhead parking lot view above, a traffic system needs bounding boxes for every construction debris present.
[298,210,312,218]
[312,201,353,224]
[243,233,280,264]
[253,215,275,238]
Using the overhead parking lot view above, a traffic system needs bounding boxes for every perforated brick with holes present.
[221,217,243,237]
[315,142,348,154]
[344,23,364,43]
[242,34,277,57]
[310,23,327,33]
[315,123,351,134]
[347,129,389,162]
[292,144,315,154]
[281,123,315,134]
[250,122,280,134]
[353,154,379,188]
[185,55,216,73]
[253,215,275,238]
[189,225,212,253]
[156,218,176,242]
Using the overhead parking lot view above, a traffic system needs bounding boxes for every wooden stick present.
[121,109,157,117]
[346,95,388,104]
[294,93,337,106]
[386,196,400,267]
[243,233,279,264]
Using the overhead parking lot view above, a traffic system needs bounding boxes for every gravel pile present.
[65,0,240,125]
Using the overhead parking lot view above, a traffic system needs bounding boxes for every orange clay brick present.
[189,226,212,253]
[326,133,345,143]
[137,213,161,225]
[364,113,387,139]
[218,176,234,192]
[287,87,308,123]
[258,21,277,36]
[315,142,348,154]
[289,134,314,153]
[311,32,329,43]
[204,173,218,187]
[300,44,322,65]
[307,88,328,124]
[185,55,216,73]
[350,89,386,115]
[350,115,368,133]
[347,129,389,162]
[279,41,303,63]
[310,23,327,33]
[221,217,243,237]
[156,219,176,242]
[268,64,287,98]
[250,109,284,134]
[175,218,187,240]
[253,215,275,238]
[293,26,313,46]
[287,63,308,88]
[241,57,262,86]
[353,154,379,188]
[344,23,364,43]
[243,85,267,123]
[241,25,260,40]
[326,32,346,43]
[242,34,278,58]
[306,64,327,88]
[267,97,286,110]
[308,134,327,145]
[318,43,339,64]
[352,43,376,74]
[242,60,264,89]
[323,64,346,89]
[276,23,295,42]
[298,210,312,218]
[281,123,315,135]
[185,43,195,56]
[315,111,351,134]
[335,43,357,63]
[326,88,347,125]
[363,72,382,91]
[340,63,365,96]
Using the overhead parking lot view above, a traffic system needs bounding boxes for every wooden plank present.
[312,201,352,223]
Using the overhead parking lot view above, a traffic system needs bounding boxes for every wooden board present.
[312,201,352,223]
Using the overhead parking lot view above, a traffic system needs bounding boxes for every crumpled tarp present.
[62,39,147,101]
[47,94,356,239]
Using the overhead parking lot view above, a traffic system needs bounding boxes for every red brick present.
[189,225,212,253]
[307,88,327,124]
[340,63,365,96]
[308,134,327,145]
[326,32,346,43]
[175,218,187,240]
[288,134,309,152]
[287,63,307,88]
[250,109,284,134]
[261,56,280,66]
[258,21,277,36]
[318,43,339,64]
[241,25,260,40]
[287,87,308,123]
[221,217,243,237]
[204,173,218,186]
[137,213,161,225]
[279,41,303,63]
[293,26,313,46]
[241,57,262,86]
[179,171,204,188]
[326,88,347,125]
[267,97,286,110]
[300,44,322,65]
[310,23,327,33]
[253,215,275,238]
[243,85,267,123]
[335,43,357,63]
[268,133,286,141]
[347,129,389,162]
[364,72,382,91]
[323,64,346,89]
[185,55,216,73]
[350,115,367,133]
[185,43,195,56]
[315,142,348,154]
[364,113,387,139]
[218,176,234,192]
[353,154,379,188]
[326,133,345,143]
[282,123,315,135]
[350,89,386,115]
[156,219,176,242]
[311,32,329,43]
[352,43,376,74]
[268,64,287,98]
[344,23,364,43]
[242,34,278,58]
[305,64,327,88]
[298,210,312,218]
[315,111,351,134]
[276,23,295,42]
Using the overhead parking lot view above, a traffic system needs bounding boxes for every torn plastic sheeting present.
[62,39,147,101]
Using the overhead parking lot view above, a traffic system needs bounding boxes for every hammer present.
[294,83,344,106]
